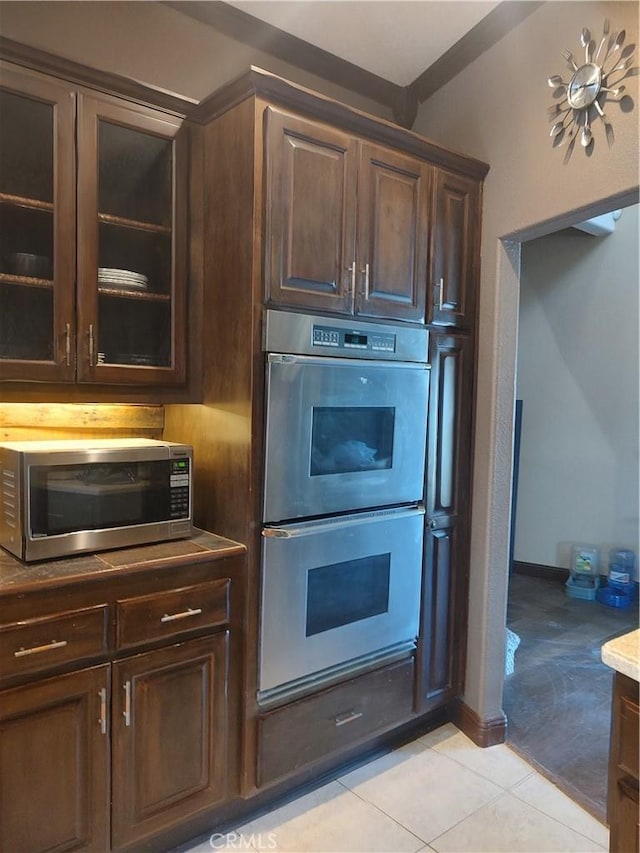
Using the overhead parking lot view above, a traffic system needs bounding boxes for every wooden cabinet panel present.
[116,579,229,650]
[418,331,474,713]
[257,658,414,786]
[264,107,357,314]
[0,604,108,683]
[0,664,110,853]
[619,694,639,778]
[356,143,429,322]
[418,522,459,707]
[429,170,480,329]
[616,777,639,853]
[0,61,76,382]
[425,333,474,521]
[77,93,187,386]
[111,633,229,849]
[608,672,640,853]
[0,58,189,389]
[264,109,428,323]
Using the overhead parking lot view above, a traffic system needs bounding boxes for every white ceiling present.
[227,1,501,86]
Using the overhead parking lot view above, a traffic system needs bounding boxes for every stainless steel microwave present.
[0,439,193,562]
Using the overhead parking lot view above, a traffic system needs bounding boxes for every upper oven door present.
[263,354,429,522]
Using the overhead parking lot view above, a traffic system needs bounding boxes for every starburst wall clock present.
[548,19,637,161]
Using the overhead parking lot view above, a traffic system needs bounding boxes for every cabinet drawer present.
[0,605,109,681]
[258,658,414,786]
[619,695,639,779]
[116,579,230,650]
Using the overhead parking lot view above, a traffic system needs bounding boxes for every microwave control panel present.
[312,324,397,354]
[169,457,190,518]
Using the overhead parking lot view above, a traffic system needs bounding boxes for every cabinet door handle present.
[360,263,370,296]
[435,277,444,310]
[88,324,95,367]
[64,322,71,366]
[160,607,203,623]
[123,680,131,727]
[334,709,364,727]
[346,261,356,295]
[14,639,68,658]
[98,687,108,735]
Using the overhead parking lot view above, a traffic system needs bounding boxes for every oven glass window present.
[306,553,391,636]
[29,460,172,536]
[310,406,395,475]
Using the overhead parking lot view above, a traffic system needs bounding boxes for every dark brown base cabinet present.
[257,658,415,787]
[607,672,640,853]
[0,538,244,853]
[0,665,111,853]
[111,635,229,850]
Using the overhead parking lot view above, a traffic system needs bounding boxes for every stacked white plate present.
[98,268,149,291]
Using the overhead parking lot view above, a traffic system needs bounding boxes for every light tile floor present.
[178,723,609,853]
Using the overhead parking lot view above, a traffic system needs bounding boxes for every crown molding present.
[168,1,544,128]
[165,1,404,119]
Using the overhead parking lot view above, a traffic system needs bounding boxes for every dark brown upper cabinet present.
[265,108,429,323]
[428,169,480,330]
[0,60,188,386]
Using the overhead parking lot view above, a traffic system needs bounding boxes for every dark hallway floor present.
[504,571,639,823]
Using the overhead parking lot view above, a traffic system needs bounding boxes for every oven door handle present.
[267,353,430,370]
[262,506,425,538]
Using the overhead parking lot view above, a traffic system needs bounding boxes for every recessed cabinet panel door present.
[429,170,480,329]
[356,143,429,322]
[76,93,187,385]
[425,333,474,520]
[0,62,75,382]
[419,522,458,706]
[0,664,110,853]
[111,634,228,849]
[264,108,357,314]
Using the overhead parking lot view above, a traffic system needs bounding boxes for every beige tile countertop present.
[601,628,640,682]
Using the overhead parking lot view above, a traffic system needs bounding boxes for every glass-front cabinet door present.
[77,94,186,384]
[0,64,75,381]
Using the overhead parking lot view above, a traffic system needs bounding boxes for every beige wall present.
[413,1,639,720]
[515,205,639,577]
[0,0,392,118]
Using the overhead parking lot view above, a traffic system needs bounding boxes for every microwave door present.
[263,354,429,522]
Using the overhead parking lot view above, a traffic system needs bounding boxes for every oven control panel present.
[312,324,396,354]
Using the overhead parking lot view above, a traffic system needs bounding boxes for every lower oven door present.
[258,505,424,704]
[263,354,429,523]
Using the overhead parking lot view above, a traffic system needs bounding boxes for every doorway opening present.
[503,201,639,820]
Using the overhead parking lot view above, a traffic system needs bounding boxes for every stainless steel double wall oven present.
[259,310,430,704]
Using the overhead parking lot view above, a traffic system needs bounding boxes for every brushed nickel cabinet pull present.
[436,277,444,310]
[160,607,203,623]
[64,322,71,366]
[123,680,131,727]
[334,709,364,727]
[98,688,107,735]
[360,263,370,296]
[14,639,68,658]
[346,261,356,295]
[88,324,95,367]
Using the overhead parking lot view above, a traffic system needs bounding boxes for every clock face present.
[567,63,602,109]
